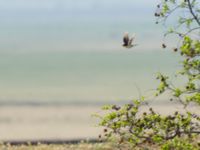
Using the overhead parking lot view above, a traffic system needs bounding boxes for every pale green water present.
[0,51,181,104]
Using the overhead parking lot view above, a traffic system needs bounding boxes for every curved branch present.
[186,0,200,26]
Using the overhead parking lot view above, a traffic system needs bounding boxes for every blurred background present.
[0,0,182,140]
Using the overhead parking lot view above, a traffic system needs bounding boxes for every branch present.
[186,0,200,26]
[182,131,200,134]
[166,130,200,140]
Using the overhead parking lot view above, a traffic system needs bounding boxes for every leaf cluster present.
[97,100,200,149]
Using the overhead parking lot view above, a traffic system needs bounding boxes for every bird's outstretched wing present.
[128,36,134,45]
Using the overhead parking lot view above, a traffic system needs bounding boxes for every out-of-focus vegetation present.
[0,143,113,150]
[0,142,178,150]
[97,0,200,149]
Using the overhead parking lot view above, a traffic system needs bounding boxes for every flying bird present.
[122,32,137,48]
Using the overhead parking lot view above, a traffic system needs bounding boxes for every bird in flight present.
[122,32,137,48]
